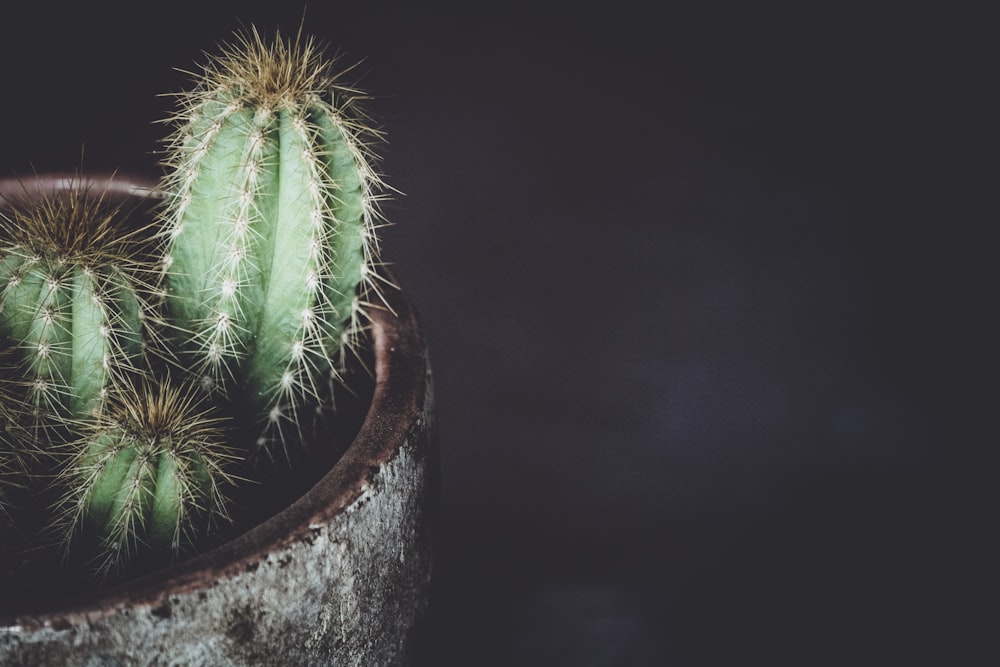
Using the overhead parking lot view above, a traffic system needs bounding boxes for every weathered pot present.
[0,175,436,666]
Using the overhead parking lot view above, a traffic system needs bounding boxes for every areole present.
[0,175,436,666]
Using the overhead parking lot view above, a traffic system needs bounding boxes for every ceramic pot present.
[0,175,436,666]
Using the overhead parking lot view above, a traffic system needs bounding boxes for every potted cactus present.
[0,27,434,666]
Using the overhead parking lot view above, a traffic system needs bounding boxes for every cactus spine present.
[55,377,235,577]
[161,27,385,465]
[0,184,160,441]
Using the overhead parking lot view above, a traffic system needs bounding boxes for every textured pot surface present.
[0,176,436,666]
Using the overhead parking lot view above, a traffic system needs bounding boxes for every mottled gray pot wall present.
[0,176,436,666]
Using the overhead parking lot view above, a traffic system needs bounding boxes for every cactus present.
[160,27,386,466]
[54,376,236,577]
[0,182,161,442]
[0,350,27,529]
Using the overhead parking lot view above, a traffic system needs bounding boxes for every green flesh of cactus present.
[163,28,382,465]
[0,261,144,422]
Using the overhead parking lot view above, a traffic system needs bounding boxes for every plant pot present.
[0,175,437,666]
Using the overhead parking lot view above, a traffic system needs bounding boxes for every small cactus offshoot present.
[54,377,236,578]
[160,27,388,466]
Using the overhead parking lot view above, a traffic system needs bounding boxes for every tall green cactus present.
[54,377,236,578]
[0,184,160,441]
[160,27,386,466]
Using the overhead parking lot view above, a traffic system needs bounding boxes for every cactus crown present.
[188,27,339,108]
[0,183,154,268]
[163,26,384,161]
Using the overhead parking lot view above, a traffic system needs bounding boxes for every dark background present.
[2,2,996,664]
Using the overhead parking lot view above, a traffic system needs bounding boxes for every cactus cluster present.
[0,25,387,582]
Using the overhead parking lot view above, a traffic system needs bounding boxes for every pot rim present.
[0,173,428,628]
